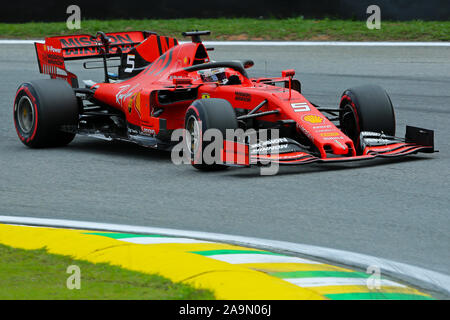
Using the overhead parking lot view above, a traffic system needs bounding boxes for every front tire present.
[13,79,79,148]
[339,85,396,154]
[184,98,238,171]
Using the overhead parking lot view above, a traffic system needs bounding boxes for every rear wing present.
[39,31,152,60]
[34,31,163,87]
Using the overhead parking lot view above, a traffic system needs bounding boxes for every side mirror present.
[282,69,295,77]
[242,60,254,69]
[231,60,254,69]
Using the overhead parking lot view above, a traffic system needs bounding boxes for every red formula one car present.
[13,30,435,170]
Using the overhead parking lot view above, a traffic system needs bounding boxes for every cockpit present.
[197,67,243,85]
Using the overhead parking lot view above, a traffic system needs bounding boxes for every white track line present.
[0,40,42,44]
[205,253,320,265]
[285,277,406,288]
[0,215,449,295]
[116,237,211,244]
[1,40,450,47]
[204,41,450,47]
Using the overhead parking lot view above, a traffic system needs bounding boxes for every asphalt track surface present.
[0,44,449,276]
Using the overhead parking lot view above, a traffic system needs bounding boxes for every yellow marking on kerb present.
[0,224,324,300]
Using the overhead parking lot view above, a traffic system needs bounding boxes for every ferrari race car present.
[13,30,436,171]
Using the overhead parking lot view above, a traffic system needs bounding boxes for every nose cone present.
[329,139,349,155]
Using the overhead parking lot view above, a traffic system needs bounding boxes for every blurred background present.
[1,0,449,22]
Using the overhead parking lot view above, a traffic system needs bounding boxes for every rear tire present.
[339,85,395,154]
[13,79,79,148]
[184,98,238,171]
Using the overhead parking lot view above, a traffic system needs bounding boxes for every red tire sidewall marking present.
[13,85,39,143]
[185,105,203,165]
[341,94,361,148]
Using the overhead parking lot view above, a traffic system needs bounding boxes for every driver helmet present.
[198,68,228,84]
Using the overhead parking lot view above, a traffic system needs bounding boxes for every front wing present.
[221,126,436,167]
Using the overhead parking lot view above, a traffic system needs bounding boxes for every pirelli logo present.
[291,102,310,112]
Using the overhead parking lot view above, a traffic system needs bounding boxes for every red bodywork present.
[34,31,435,167]
[91,35,355,158]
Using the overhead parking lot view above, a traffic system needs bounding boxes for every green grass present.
[0,18,449,41]
[0,243,214,300]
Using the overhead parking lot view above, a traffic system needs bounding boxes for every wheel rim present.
[341,104,359,145]
[16,96,35,134]
[186,115,200,155]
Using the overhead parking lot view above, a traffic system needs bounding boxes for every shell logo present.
[303,115,324,124]
[134,92,141,115]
